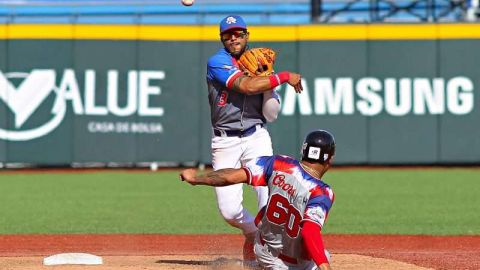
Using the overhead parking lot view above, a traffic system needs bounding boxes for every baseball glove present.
[238,47,276,76]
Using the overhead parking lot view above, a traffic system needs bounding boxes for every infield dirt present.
[0,254,432,270]
[0,234,478,270]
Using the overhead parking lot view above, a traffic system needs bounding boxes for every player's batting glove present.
[238,47,276,76]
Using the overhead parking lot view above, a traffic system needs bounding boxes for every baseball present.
[181,0,194,6]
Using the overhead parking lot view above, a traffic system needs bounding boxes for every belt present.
[214,124,263,138]
[259,236,298,265]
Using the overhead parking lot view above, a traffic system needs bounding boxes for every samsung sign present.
[0,69,165,141]
[281,77,474,116]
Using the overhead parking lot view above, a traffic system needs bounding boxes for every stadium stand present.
[0,0,477,24]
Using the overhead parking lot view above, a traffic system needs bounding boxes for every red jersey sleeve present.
[301,220,329,266]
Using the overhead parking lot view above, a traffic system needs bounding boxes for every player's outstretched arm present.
[180,168,248,186]
[232,72,303,95]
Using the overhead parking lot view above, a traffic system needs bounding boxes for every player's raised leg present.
[241,126,273,265]
[242,126,273,208]
[212,136,257,234]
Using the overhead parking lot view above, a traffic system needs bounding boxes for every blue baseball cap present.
[219,15,247,34]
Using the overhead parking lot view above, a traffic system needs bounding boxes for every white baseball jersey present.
[243,155,335,265]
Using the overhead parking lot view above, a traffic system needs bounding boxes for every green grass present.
[324,168,480,235]
[0,168,478,235]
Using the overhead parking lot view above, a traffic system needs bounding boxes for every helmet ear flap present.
[301,143,308,157]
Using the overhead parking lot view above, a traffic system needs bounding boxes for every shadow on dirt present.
[156,257,245,269]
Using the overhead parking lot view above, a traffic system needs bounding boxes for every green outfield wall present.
[0,24,479,166]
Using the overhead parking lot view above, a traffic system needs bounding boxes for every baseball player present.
[206,14,304,264]
[181,130,336,270]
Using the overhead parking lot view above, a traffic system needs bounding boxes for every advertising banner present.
[0,24,479,165]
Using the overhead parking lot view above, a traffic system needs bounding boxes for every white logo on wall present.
[279,77,475,116]
[0,69,165,141]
